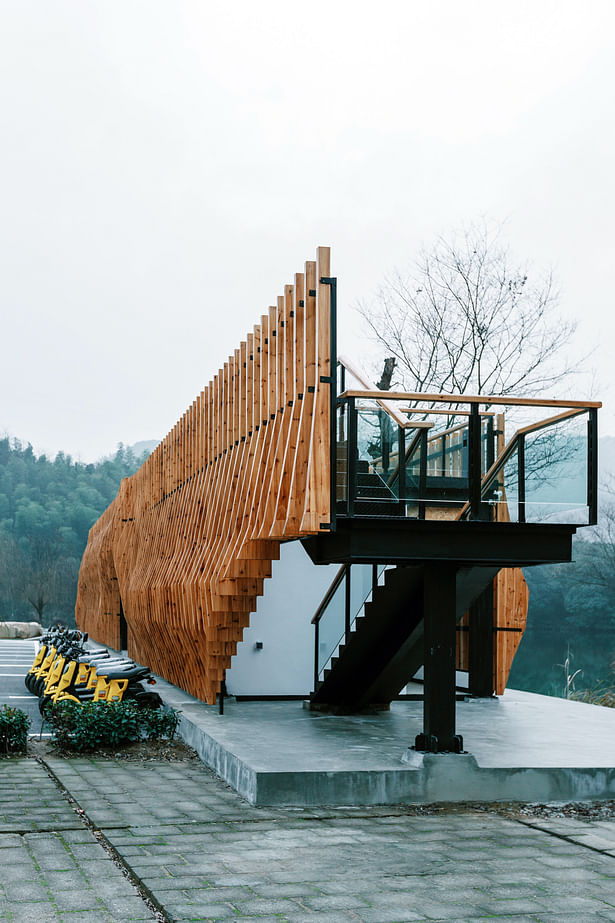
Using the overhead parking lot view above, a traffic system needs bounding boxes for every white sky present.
[1,0,614,461]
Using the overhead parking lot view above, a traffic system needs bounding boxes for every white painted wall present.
[226,540,338,696]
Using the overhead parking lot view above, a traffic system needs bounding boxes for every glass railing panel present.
[316,564,388,679]
[335,394,593,524]
[348,564,374,624]
[316,575,346,678]
[423,426,468,479]
[336,404,348,504]
[523,415,589,524]
[485,443,520,522]
[355,406,400,503]
[403,424,471,516]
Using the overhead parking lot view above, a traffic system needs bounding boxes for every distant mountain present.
[99,440,159,465]
[129,439,159,459]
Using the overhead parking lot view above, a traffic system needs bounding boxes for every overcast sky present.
[1,1,614,461]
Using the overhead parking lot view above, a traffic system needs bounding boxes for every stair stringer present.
[361,565,500,705]
[311,564,500,710]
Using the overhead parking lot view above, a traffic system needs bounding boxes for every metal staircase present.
[305,355,600,752]
[311,563,498,710]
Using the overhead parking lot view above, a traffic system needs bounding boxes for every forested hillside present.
[0,433,614,699]
[0,438,150,626]
[510,534,615,696]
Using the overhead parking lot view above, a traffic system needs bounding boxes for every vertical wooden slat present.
[77,248,343,704]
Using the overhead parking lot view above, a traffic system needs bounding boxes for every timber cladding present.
[76,247,333,704]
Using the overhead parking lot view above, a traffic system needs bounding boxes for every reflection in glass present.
[317,576,345,677]
[316,565,386,679]
[523,416,588,524]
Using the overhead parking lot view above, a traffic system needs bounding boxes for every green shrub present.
[140,706,180,740]
[0,705,31,754]
[44,701,181,752]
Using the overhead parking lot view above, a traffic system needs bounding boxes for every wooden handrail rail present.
[340,389,602,410]
[311,564,347,624]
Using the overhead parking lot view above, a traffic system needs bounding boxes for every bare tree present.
[357,222,579,399]
[576,478,615,598]
[0,532,78,626]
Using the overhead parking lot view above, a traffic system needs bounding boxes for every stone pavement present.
[0,640,43,735]
[4,753,615,922]
[1,759,155,922]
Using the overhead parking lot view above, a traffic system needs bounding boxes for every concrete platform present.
[155,678,615,806]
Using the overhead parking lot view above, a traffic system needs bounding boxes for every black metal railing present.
[333,363,600,526]
[461,406,599,525]
[335,396,496,519]
[311,563,385,690]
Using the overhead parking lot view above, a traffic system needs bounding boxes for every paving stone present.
[231,918,297,923]
[242,898,318,916]
[252,881,323,898]
[181,885,258,903]
[283,913,367,923]
[42,870,90,890]
[3,881,50,902]
[101,894,158,917]
[0,834,25,848]
[160,898,238,918]
[358,911,429,923]
[8,902,61,922]
[53,889,103,911]
[10,754,615,923]
[299,894,368,911]
[134,874,210,890]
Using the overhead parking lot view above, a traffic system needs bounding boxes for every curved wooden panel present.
[76,247,332,703]
[494,566,529,695]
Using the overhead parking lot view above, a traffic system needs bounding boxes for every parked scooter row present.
[25,626,162,713]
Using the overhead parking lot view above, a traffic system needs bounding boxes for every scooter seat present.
[99,664,150,681]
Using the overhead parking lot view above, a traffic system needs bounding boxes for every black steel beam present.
[301,518,576,568]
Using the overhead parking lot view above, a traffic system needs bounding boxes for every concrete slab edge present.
[177,712,259,803]
[175,706,615,806]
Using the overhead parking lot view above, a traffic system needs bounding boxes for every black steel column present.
[418,429,428,520]
[344,566,351,641]
[588,408,598,525]
[119,598,128,651]
[348,398,357,517]
[415,564,463,753]
[398,425,406,514]
[313,619,320,692]
[468,403,482,520]
[518,434,526,523]
[321,276,337,532]
[468,582,495,698]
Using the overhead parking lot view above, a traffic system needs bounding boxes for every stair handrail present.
[311,564,347,625]
[311,562,389,685]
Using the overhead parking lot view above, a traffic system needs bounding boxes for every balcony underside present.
[302,516,577,568]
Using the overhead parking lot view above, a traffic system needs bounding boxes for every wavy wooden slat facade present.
[76,247,333,704]
[455,567,529,695]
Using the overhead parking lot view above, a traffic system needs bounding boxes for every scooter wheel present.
[133,692,163,709]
